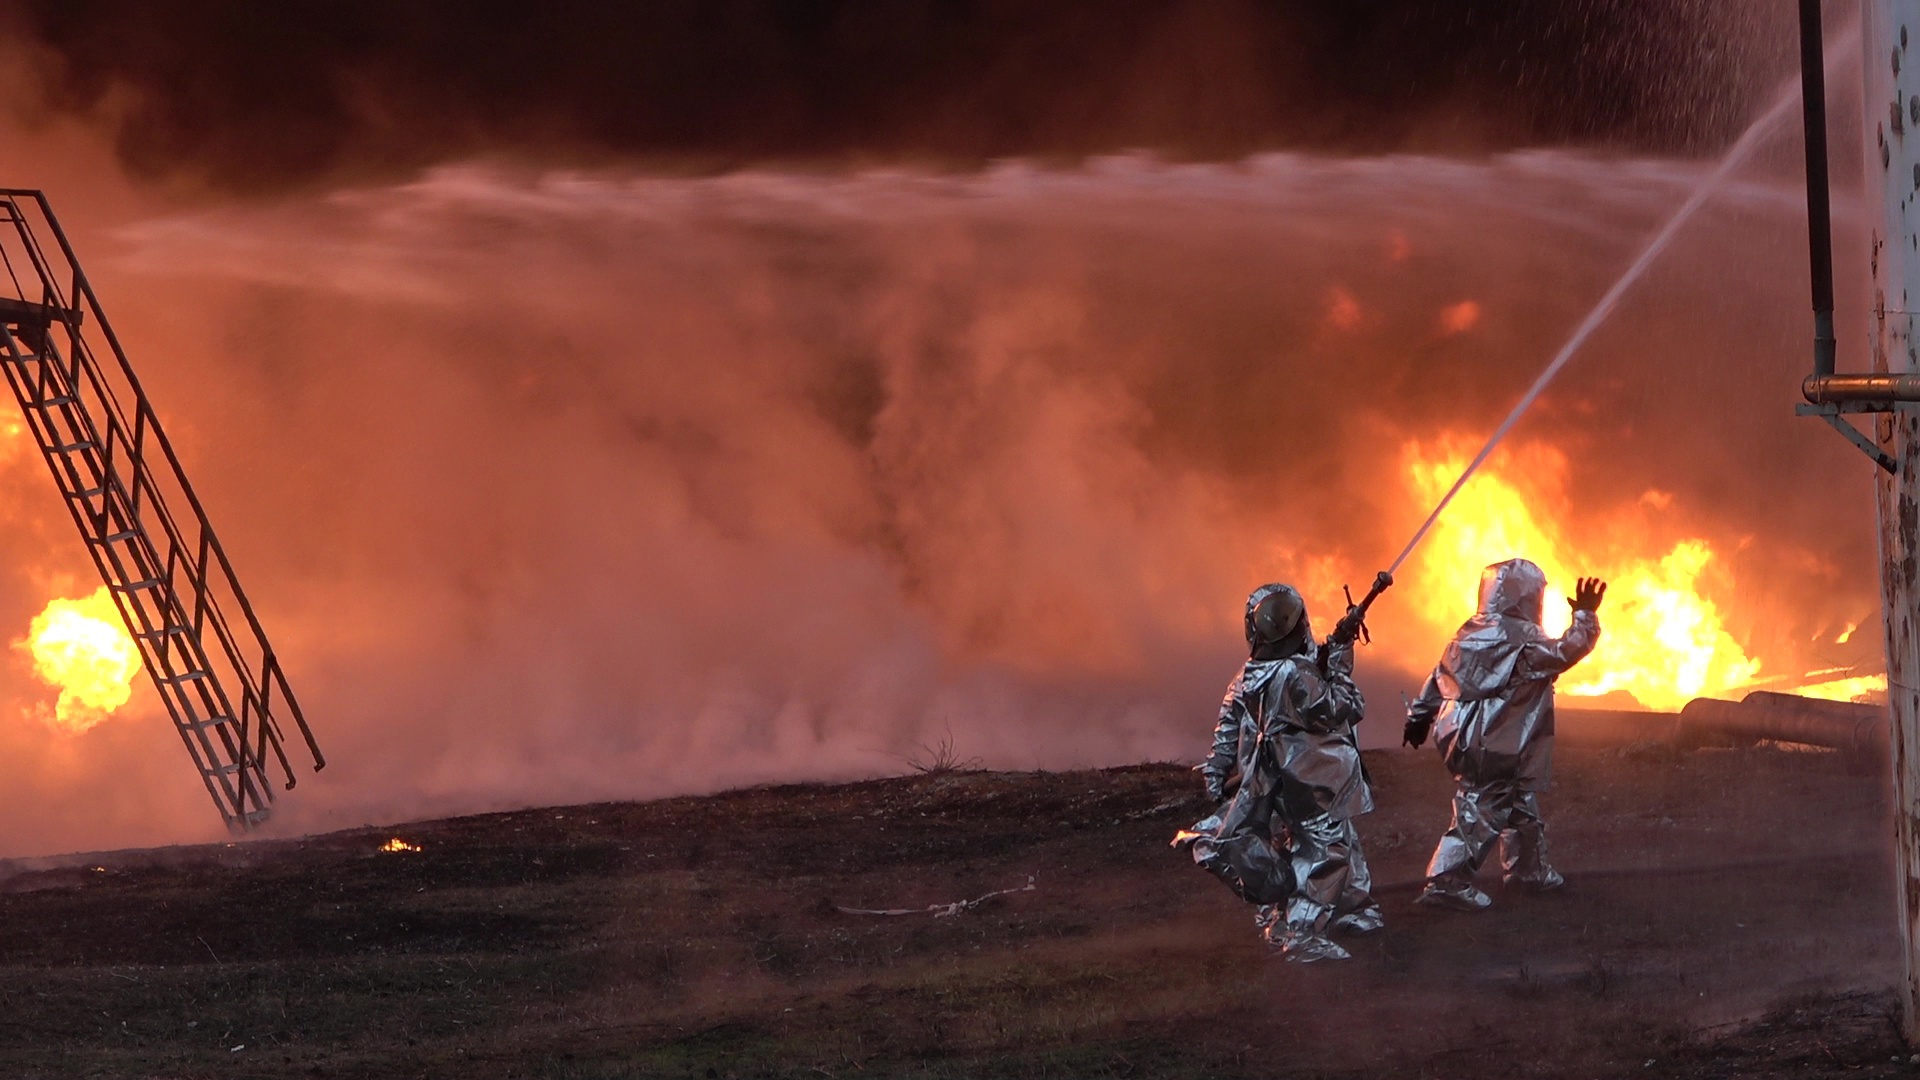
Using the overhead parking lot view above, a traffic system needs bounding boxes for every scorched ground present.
[0,729,1899,1079]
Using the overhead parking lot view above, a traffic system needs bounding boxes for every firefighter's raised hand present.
[1569,577,1607,614]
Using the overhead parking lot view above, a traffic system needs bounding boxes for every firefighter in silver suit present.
[1403,559,1605,910]
[1180,583,1381,962]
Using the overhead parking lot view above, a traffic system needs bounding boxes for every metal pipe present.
[1678,692,1885,754]
[1801,0,1838,377]
[1804,373,1920,402]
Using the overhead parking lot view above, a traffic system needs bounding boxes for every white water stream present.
[1386,30,1854,579]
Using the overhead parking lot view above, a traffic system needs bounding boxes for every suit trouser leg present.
[1499,787,1553,883]
[1336,817,1377,915]
[1284,811,1352,934]
[1425,780,1516,887]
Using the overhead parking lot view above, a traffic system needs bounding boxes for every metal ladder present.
[0,190,322,831]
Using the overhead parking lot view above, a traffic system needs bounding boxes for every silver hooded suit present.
[1185,583,1378,956]
[1408,559,1599,892]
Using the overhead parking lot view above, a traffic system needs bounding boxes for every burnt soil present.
[0,740,1907,1078]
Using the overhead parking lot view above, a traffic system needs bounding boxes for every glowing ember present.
[1437,300,1482,335]
[0,418,25,467]
[1323,286,1363,332]
[379,838,422,853]
[19,586,140,733]
[1399,440,1759,711]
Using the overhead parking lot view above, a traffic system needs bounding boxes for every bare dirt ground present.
[0,722,1907,1078]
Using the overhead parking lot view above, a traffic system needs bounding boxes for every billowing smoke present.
[0,142,1863,853]
[6,1,1795,190]
[0,2,1880,855]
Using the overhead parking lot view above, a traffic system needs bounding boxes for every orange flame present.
[379,838,421,853]
[19,586,140,733]
[1399,440,1760,711]
[1791,673,1886,702]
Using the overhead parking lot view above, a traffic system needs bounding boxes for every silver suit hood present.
[1478,558,1547,624]
[1245,582,1313,659]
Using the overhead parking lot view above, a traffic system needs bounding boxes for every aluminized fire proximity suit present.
[1404,559,1601,910]
[1178,583,1381,962]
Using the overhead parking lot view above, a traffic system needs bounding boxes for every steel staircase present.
[0,190,321,830]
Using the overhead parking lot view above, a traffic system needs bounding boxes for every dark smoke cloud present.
[6,0,1795,193]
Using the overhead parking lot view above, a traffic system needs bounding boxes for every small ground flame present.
[379,838,422,853]
[19,586,139,733]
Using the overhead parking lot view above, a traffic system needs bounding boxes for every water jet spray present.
[1326,21,1862,643]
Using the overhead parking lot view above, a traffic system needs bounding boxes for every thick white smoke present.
[0,144,1877,855]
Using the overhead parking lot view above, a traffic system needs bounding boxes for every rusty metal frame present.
[0,189,321,831]
[1796,402,1901,472]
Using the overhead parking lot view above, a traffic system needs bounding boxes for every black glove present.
[1570,576,1607,614]
[1402,717,1432,749]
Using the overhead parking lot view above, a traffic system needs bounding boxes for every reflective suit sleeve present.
[1520,609,1600,676]
[1289,662,1365,733]
[1204,672,1247,780]
[1407,670,1443,725]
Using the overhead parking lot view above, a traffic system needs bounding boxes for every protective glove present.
[1569,576,1607,614]
[1321,638,1355,677]
[1402,716,1432,749]
[1195,762,1229,802]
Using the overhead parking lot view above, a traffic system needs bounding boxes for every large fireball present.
[19,587,141,733]
[1399,439,1762,711]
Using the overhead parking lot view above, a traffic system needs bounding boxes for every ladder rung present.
[28,395,75,408]
[52,440,94,454]
[113,578,164,592]
[68,486,104,500]
[160,670,208,685]
[209,763,242,776]
[135,624,189,641]
[190,716,234,731]
[89,529,138,544]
